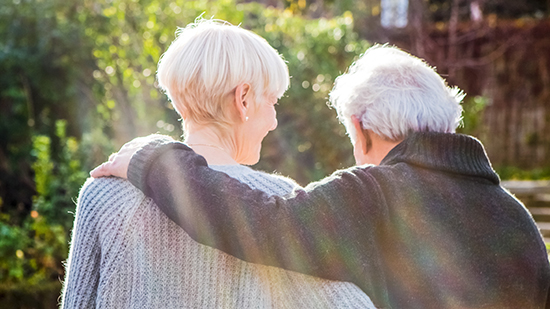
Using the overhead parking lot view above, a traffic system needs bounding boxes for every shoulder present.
[78,177,144,208]
[248,168,300,188]
[301,165,388,214]
[210,165,300,196]
[75,177,147,228]
[307,164,380,190]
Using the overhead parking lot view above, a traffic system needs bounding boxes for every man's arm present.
[128,142,387,283]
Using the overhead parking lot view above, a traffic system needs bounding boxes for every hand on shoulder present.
[90,134,175,179]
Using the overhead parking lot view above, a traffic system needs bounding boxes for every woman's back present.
[61,165,374,308]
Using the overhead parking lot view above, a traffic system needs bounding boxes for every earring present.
[245,116,249,121]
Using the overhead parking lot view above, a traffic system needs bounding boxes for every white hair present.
[157,18,289,131]
[329,45,464,143]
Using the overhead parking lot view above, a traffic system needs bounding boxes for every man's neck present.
[355,130,401,166]
[369,138,401,165]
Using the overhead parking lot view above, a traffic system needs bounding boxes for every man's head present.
[329,45,465,164]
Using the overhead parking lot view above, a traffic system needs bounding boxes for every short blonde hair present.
[157,19,289,132]
[329,45,464,143]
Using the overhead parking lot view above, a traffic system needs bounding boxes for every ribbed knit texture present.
[60,164,375,308]
[380,132,499,183]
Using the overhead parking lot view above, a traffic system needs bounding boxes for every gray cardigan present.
[128,132,550,309]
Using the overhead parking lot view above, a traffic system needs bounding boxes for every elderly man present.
[93,45,550,308]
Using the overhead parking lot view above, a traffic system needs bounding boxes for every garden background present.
[1,0,549,307]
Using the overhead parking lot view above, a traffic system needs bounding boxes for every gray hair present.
[329,45,464,143]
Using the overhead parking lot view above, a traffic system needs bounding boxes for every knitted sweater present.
[128,132,550,309]
[60,164,375,308]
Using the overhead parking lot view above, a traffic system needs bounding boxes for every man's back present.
[369,132,550,308]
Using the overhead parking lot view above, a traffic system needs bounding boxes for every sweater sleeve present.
[60,179,101,309]
[128,142,386,284]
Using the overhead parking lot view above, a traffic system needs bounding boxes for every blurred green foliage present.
[495,166,550,180]
[459,95,489,136]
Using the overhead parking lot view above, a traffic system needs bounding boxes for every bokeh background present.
[1,0,549,307]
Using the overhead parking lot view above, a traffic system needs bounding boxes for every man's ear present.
[351,116,368,155]
[234,83,251,122]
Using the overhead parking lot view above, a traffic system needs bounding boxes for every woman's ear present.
[234,83,251,122]
[177,104,188,120]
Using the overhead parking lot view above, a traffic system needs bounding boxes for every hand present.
[90,135,173,179]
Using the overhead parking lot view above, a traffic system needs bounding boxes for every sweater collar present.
[380,132,500,184]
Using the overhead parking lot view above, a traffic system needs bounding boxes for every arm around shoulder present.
[128,142,386,283]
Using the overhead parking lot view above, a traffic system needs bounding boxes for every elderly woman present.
[61,20,375,308]
[95,45,550,308]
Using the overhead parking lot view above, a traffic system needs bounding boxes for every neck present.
[185,128,239,165]
[368,138,401,165]
[356,130,401,166]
